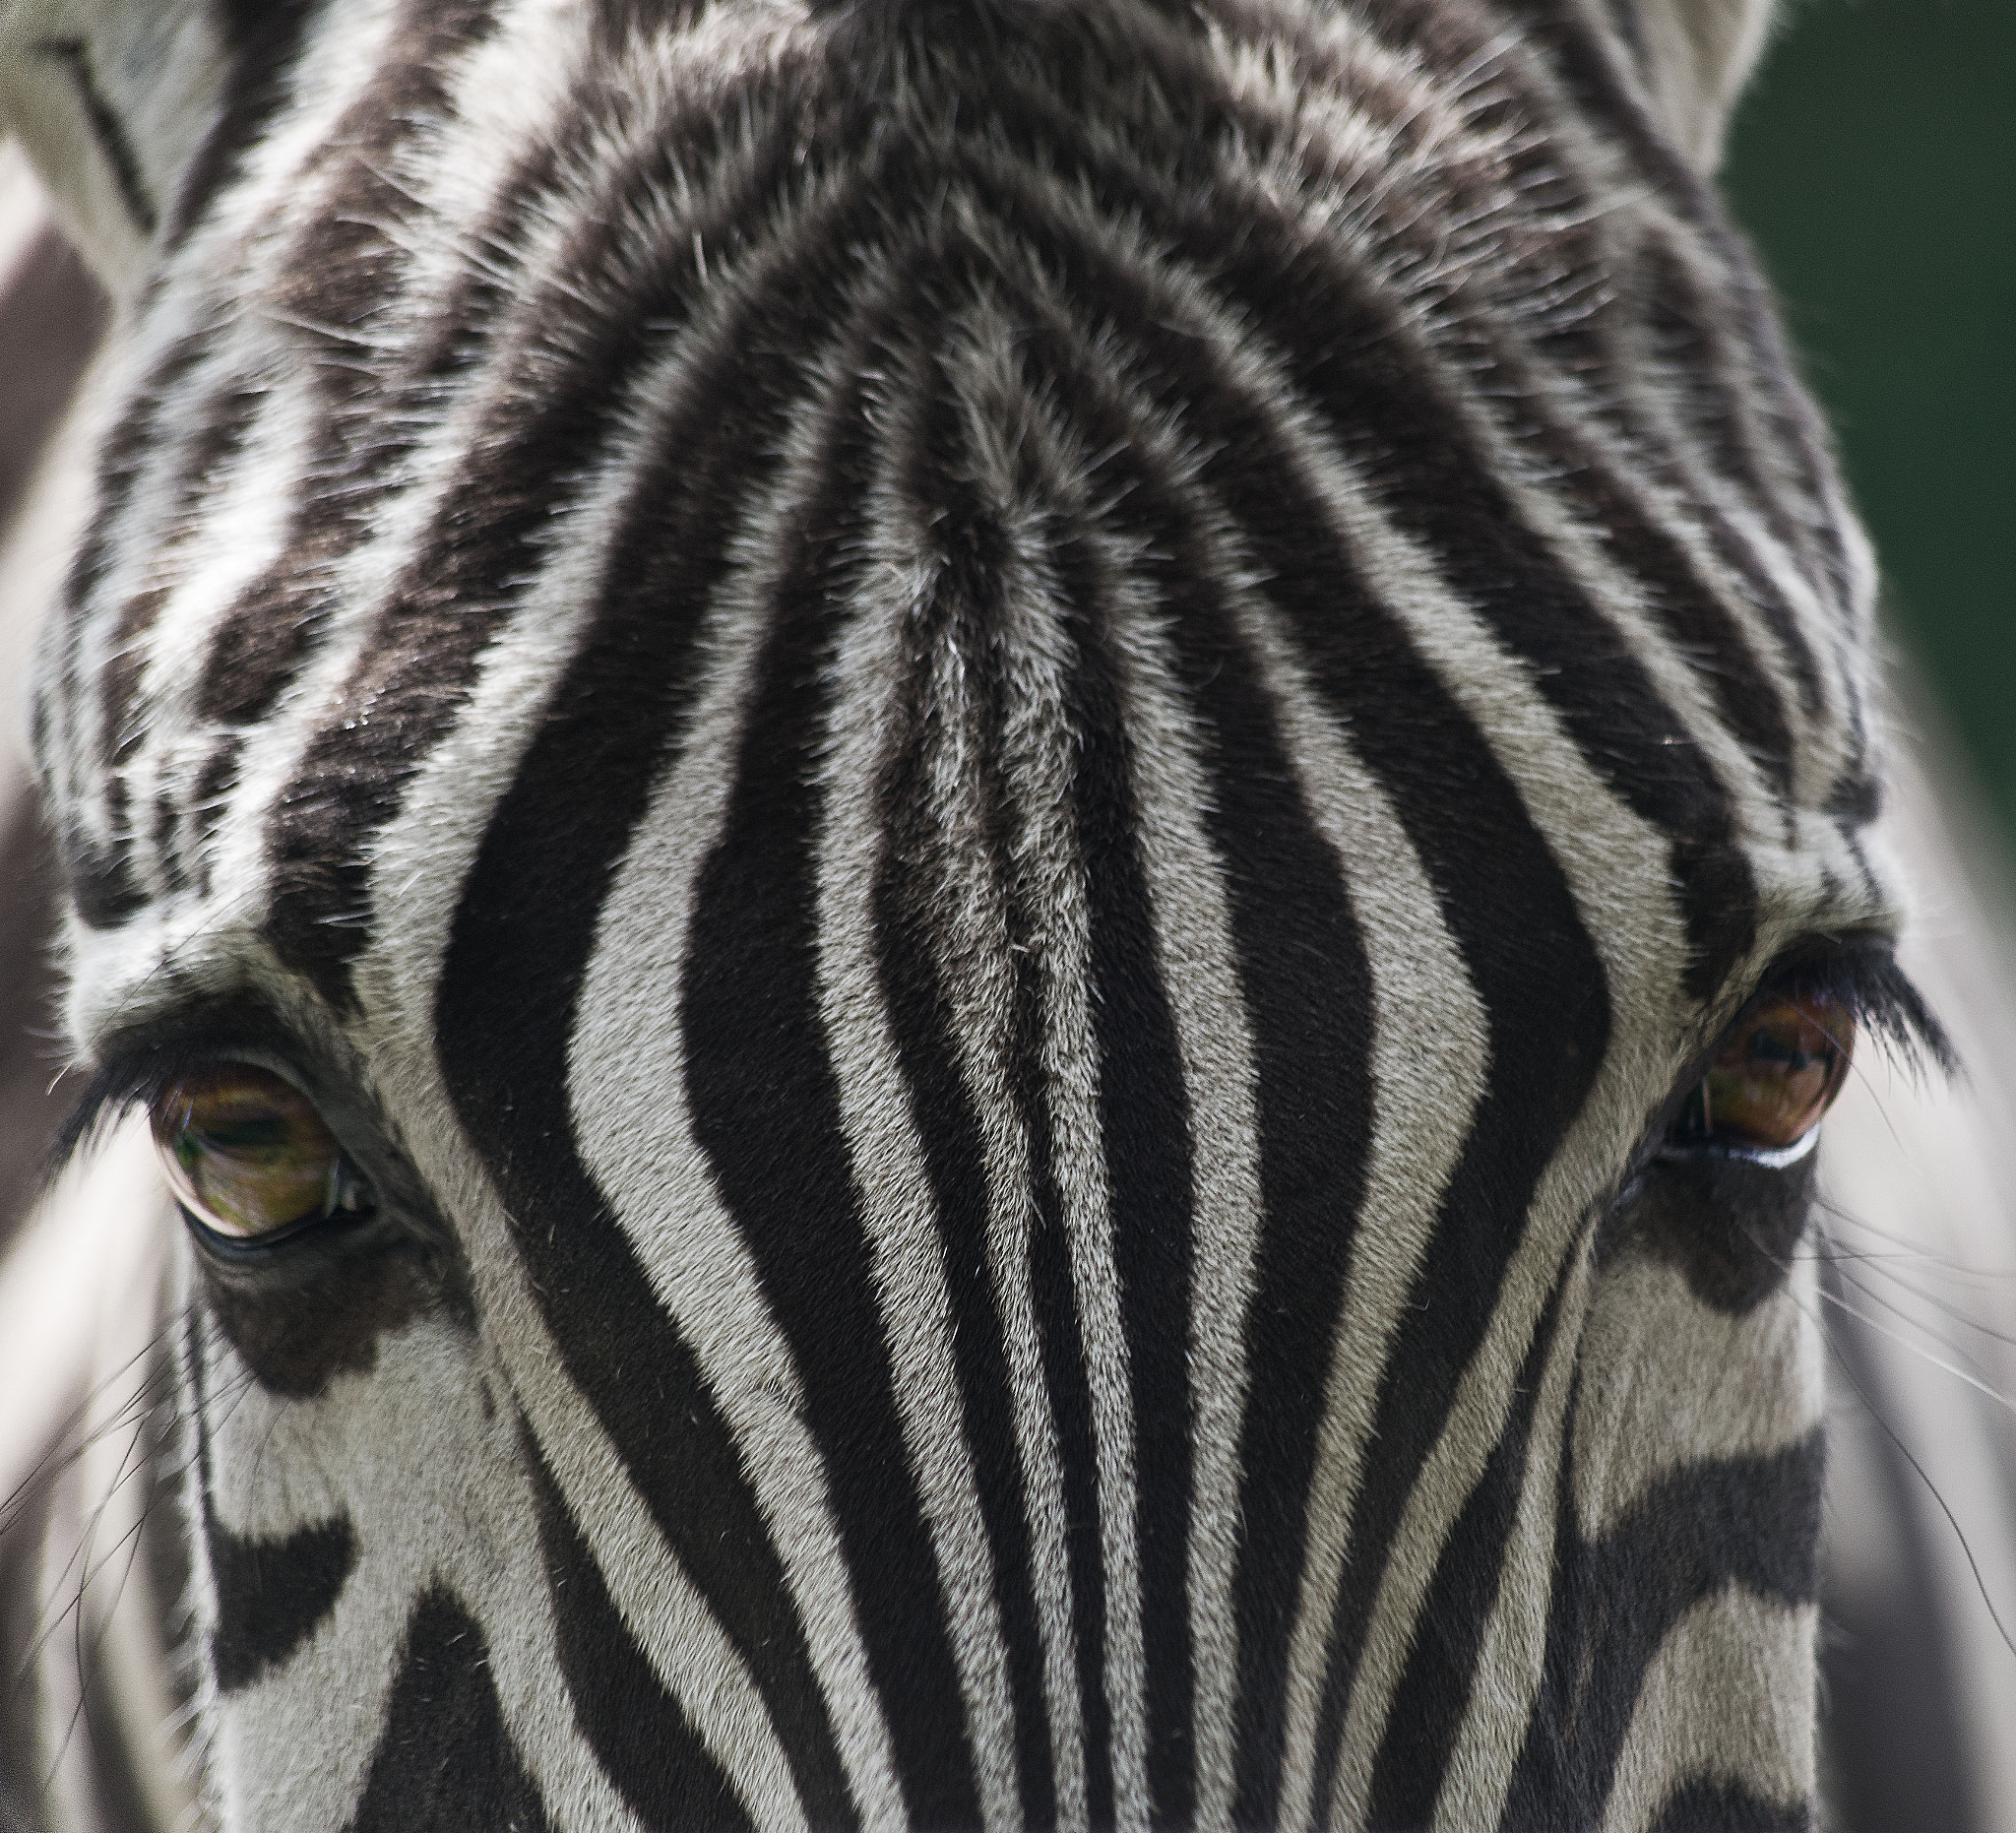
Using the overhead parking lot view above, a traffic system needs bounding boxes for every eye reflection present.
[148,1064,374,1241]
[1676,991,1855,1159]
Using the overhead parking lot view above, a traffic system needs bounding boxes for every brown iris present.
[149,1065,372,1240]
[1678,991,1855,1156]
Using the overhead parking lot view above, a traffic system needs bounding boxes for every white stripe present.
[1429,1245,1593,1833]
[1095,516,1268,1831]
[874,472,1092,1826]
[1600,1588,1817,1833]
[808,348,1021,1833]
[1239,593,1491,1831]
[968,363,1154,1833]
[507,1276,814,1829]
[566,323,911,1833]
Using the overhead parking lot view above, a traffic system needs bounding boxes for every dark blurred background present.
[1724,0,2015,831]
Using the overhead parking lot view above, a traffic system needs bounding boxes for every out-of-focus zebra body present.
[0,0,1949,1827]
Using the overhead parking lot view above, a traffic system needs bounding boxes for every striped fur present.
[1,0,1932,1826]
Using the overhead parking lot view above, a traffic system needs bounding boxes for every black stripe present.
[167,0,317,249]
[65,826,145,929]
[187,1311,359,1695]
[980,297,1377,1825]
[207,1512,358,1696]
[151,788,188,895]
[345,1588,552,1833]
[1364,1270,1569,1828]
[191,734,242,897]
[164,377,265,539]
[1497,1430,1825,1827]
[32,38,158,235]
[526,1438,751,1831]
[264,60,865,1010]
[1018,917,1115,1831]
[680,297,981,1830]
[1646,1779,1809,1833]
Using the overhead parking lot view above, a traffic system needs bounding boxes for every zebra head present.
[7,0,1943,1826]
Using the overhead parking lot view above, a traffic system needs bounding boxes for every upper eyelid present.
[1744,956,1877,1019]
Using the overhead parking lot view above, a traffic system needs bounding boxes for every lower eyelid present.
[1660,1126,1821,1173]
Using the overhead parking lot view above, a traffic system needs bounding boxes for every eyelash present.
[1747,944,1951,1073]
[48,1045,322,1193]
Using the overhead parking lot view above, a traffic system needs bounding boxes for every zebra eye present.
[1674,992,1855,1164]
[149,1064,374,1243]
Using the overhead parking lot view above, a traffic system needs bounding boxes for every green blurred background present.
[1723,0,2014,829]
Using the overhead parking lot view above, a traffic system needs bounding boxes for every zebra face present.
[17,0,1939,1826]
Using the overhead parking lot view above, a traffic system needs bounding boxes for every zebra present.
[0,0,1977,1826]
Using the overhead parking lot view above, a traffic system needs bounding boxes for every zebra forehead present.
[38,0,1892,1062]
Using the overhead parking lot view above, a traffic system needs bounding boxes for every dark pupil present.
[1748,1030,1825,1073]
[192,1113,291,1154]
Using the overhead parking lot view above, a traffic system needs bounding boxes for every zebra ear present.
[0,0,232,292]
[1609,0,1779,170]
